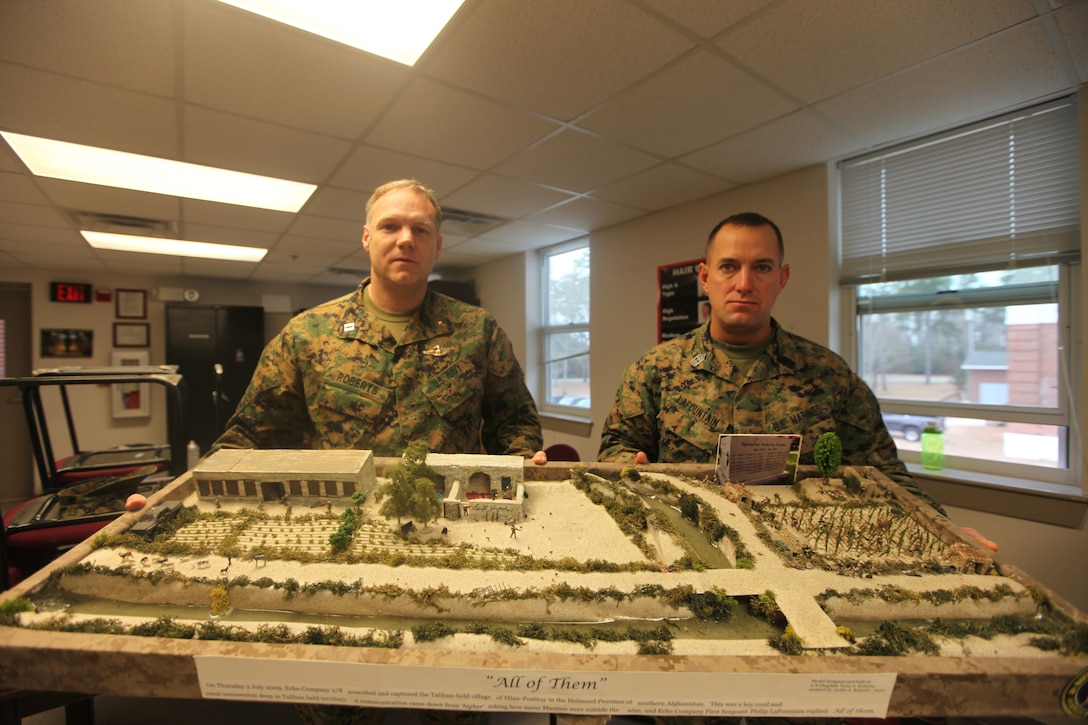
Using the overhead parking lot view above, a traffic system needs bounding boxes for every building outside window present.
[540,241,590,413]
[839,98,1081,488]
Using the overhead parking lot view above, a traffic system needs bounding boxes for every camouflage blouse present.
[598,320,942,512]
[213,281,543,458]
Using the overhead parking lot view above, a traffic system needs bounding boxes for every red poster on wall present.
[657,258,708,343]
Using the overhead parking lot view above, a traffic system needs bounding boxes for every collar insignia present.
[690,352,707,368]
[423,344,450,357]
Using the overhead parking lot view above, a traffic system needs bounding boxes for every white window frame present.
[838,98,1082,494]
[841,266,1081,491]
[539,239,590,417]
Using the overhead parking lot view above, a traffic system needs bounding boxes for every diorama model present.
[3,441,1086,664]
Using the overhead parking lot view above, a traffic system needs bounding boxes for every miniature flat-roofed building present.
[193,449,376,502]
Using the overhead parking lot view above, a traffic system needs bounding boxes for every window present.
[840,99,1081,488]
[540,241,590,412]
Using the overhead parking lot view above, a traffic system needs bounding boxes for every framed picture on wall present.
[40,329,93,357]
[115,288,147,319]
[110,350,150,418]
[113,322,149,348]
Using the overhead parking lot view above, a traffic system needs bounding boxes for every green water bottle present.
[921,421,944,471]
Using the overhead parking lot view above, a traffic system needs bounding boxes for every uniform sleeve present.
[836,372,947,515]
[598,360,660,462]
[210,332,311,452]
[479,322,543,457]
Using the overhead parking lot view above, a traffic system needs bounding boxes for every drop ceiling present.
[0,0,1085,287]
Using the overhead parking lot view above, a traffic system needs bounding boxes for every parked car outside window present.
[882,413,943,442]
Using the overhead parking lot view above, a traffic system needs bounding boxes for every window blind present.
[840,99,1080,284]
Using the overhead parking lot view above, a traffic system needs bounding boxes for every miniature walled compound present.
[192,449,525,523]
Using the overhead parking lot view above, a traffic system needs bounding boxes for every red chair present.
[544,443,581,462]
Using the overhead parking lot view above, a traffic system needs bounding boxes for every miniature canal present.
[39,595,782,641]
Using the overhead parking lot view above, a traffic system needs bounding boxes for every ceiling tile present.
[366,79,559,170]
[818,20,1072,147]
[424,0,694,120]
[328,145,479,196]
[181,200,296,235]
[0,172,51,205]
[99,251,184,275]
[580,49,796,157]
[180,223,276,248]
[287,215,365,242]
[593,163,735,211]
[719,0,1037,103]
[184,107,352,183]
[441,175,574,221]
[680,110,860,184]
[0,222,84,246]
[183,1,408,139]
[178,257,262,279]
[529,197,644,231]
[494,129,660,193]
[1055,1,1088,82]
[259,250,340,271]
[0,200,71,229]
[641,0,774,38]
[0,65,179,156]
[0,0,175,95]
[478,221,585,249]
[35,180,181,225]
[273,235,360,258]
[303,187,369,223]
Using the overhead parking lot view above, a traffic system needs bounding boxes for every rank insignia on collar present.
[690,352,707,368]
[423,344,450,357]
[341,322,356,334]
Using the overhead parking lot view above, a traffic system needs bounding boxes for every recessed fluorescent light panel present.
[82,231,268,263]
[217,0,466,66]
[1,131,315,213]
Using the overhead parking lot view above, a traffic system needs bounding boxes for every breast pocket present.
[421,357,480,417]
[312,379,392,440]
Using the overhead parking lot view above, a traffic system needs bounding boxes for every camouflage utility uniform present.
[598,319,941,511]
[214,280,542,457]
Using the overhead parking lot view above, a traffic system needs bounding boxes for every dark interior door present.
[166,305,265,453]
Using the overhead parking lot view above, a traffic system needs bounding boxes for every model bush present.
[813,431,843,483]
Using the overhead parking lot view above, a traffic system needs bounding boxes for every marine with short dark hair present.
[598,211,941,512]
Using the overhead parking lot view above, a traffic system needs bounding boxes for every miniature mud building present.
[192,449,377,502]
[427,453,525,522]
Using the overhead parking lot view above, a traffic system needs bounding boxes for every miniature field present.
[9,462,1086,662]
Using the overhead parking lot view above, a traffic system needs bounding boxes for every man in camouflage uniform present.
[598,212,941,512]
[213,179,544,461]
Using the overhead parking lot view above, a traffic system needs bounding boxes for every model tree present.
[813,431,843,484]
[375,440,442,527]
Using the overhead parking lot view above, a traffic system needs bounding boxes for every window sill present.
[906,463,1087,528]
[539,411,593,438]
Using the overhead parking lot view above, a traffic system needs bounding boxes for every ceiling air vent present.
[69,211,177,238]
[441,207,504,237]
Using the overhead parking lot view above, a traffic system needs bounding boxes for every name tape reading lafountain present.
[196,657,896,717]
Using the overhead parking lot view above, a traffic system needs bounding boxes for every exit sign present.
[49,282,93,303]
